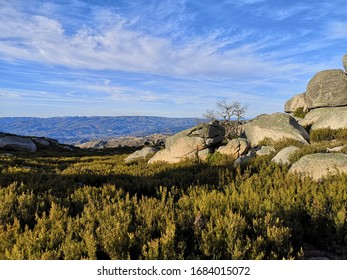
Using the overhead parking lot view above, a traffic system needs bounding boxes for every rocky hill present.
[2,54,347,181]
[0,116,201,144]
[125,54,347,181]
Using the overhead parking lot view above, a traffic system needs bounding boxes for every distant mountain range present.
[0,116,203,144]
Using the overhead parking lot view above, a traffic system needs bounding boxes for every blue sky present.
[0,0,346,118]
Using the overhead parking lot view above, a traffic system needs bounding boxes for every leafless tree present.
[231,100,248,124]
[216,99,234,121]
[202,109,217,121]
[203,99,247,139]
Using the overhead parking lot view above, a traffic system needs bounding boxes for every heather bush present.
[310,127,347,142]
[0,147,346,259]
[293,107,307,119]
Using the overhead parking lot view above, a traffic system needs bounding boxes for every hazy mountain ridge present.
[0,116,202,144]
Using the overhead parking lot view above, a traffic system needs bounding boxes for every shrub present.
[1,148,347,260]
[293,107,307,119]
[258,137,305,151]
[310,127,347,142]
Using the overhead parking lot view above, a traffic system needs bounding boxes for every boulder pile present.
[285,54,347,131]
[131,54,347,180]
[148,122,225,164]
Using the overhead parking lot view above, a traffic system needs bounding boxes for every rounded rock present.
[305,69,347,109]
[343,54,347,72]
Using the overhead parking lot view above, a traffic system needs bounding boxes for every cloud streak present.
[0,0,346,118]
[0,0,327,81]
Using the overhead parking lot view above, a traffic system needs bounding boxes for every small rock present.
[198,148,212,161]
[233,150,256,168]
[326,146,344,152]
[256,146,276,156]
[125,146,159,164]
[272,146,300,165]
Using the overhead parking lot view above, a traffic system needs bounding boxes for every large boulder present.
[343,54,347,73]
[305,69,347,109]
[124,146,159,164]
[299,107,347,130]
[217,138,250,158]
[0,135,37,152]
[271,146,300,165]
[148,122,225,164]
[243,113,309,146]
[284,93,307,113]
[289,153,347,180]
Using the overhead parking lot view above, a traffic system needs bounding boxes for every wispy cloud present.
[0,0,322,81]
[0,0,346,118]
[324,20,347,40]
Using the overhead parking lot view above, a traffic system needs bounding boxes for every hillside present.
[0,116,201,144]
[1,55,347,261]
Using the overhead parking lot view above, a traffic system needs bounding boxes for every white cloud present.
[0,1,316,81]
[1,0,346,118]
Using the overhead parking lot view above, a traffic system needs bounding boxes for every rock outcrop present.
[78,134,168,149]
[0,135,37,152]
[284,93,307,113]
[148,122,225,164]
[283,55,347,132]
[271,146,300,165]
[299,107,347,130]
[289,153,347,180]
[217,138,250,158]
[0,133,76,153]
[343,54,347,72]
[242,113,309,146]
[124,146,159,164]
[305,69,347,109]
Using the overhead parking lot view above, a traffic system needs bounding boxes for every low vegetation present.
[293,107,308,119]
[310,127,347,142]
[0,142,347,260]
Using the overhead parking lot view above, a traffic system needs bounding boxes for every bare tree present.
[216,99,234,121]
[231,100,248,124]
[203,99,247,139]
[203,109,218,121]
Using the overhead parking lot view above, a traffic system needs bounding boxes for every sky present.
[0,0,346,118]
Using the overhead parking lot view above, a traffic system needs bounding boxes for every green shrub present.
[293,107,307,119]
[310,127,347,142]
[258,137,305,151]
[1,148,347,260]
